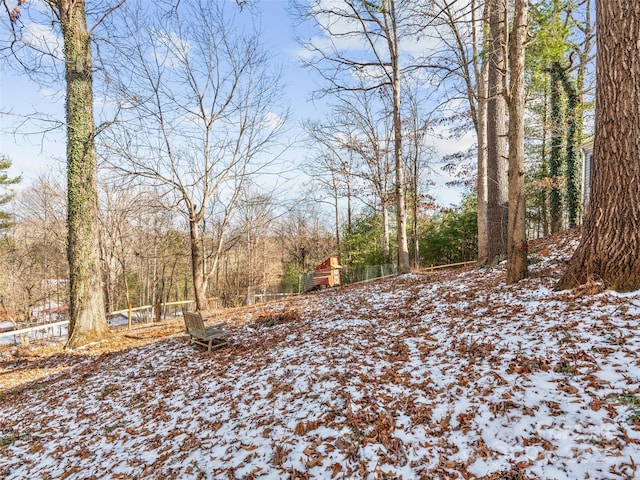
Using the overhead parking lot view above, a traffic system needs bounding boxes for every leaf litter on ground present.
[1,229,639,479]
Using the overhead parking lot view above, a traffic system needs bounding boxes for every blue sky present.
[0,1,310,180]
[0,0,467,207]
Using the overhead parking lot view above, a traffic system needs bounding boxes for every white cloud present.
[23,22,62,59]
[263,111,285,131]
[429,125,476,156]
[294,1,447,83]
[149,28,192,73]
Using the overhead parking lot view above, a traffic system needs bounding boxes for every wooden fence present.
[1,260,478,345]
[106,300,196,330]
[420,260,477,273]
[0,300,196,345]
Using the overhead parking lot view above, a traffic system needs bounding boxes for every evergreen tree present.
[0,155,21,230]
[527,0,591,233]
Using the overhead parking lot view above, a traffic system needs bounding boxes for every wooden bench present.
[182,310,230,351]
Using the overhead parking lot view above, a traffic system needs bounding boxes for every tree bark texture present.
[506,0,528,284]
[382,204,391,263]
[411,146,420,270]
[558,0,640,291]
[60,0,110,348]
[476,54,489,263]
[486,0,508,264]
[475,0,489,265]
[388,0,410,274]
[575,0,593,221]
[189,218,209,311]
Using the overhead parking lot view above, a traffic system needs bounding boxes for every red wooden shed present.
[313,257,343,288]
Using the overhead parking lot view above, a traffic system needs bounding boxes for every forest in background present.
[1,0,596,329]
[0,164,480,325]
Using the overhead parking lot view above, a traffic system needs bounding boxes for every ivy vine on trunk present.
[560,70,579,228]
[548,61,564,234]
[59,0,111,348]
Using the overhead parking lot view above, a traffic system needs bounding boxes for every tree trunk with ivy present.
[59,0,110,348]
[561,72,579,228]
[549,62,564,234]
[558,0,640,291]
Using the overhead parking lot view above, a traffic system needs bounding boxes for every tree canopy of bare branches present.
[100,0,288,309]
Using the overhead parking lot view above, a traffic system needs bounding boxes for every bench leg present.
[187,333,229,351]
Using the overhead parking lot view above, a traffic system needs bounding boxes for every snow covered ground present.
[1,233,639,479]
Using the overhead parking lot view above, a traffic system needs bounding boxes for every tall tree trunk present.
[506,0,528,283]
[382,204,390,263]
[411,151,420,269]
[474,0,489,264]
[476,59,489,263]
[346,174,353,235]
[540,81,550,237]
[549,62,564,233]
[389,0,410,274]
[333,175,340,251]
[189,218,209,310]
[561,73,579,228]
[393,100,410,273]
[61,0,110,349]
[575,0,593,221]
[559,0,640,291]
[486,0,508,264]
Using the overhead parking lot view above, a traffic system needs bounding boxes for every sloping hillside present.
[1,232,639,479]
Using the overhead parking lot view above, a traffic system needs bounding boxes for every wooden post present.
[155,299,161,323]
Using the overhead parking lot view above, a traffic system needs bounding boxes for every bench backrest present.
[183,310,206,334]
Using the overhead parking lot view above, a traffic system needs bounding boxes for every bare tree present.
[296,0,412,273]
[98,182,149,316]
[101,0,287,310]
[232,188,278,304]
[415,0,489,263]
[473,0,489,264]
[277,205,336,273]
[335,89,394,262]
[0,173,67,338]
[307,152,350,252]
[303,117,358,251]
[403,84,435,269]
[304,88,397,262]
